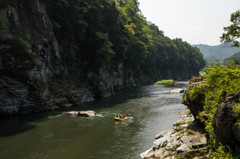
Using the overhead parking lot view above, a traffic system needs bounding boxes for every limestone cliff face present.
[0,0,124,115]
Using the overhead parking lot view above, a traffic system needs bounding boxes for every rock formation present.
[212,92,240,152]
[182,76,240,157]
[140,110,208,159]
[0,0,123,115]
[67,110,100,117]
[182,76,207,124]
[170,88,184,94]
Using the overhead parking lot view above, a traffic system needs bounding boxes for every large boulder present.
[170,88,184,94]
[67,110,99,117]
[79,111,97,117]
[212,92,240,149]
[140,148,155,159]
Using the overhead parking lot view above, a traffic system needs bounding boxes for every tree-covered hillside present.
[0,0,205,114]
[45,0,205,83]
[223,52,240,65]
[194,43,240,65]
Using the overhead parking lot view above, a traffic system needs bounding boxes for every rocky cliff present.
[0,0,123,115]
[182,75,240,157]
[0,0,205,116]
[141,76,240,158]
[212,92,240,153]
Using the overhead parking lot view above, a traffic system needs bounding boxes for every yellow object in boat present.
[114,117,128,121]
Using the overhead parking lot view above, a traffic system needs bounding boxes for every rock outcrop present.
[170,88,184,94]
[182,76,207,124]
[67,110,100,117]
[182,76,240,156]
[212,92,240,152]
[0,0,61,115]
[0,0,124,115]
[140,110,208,159]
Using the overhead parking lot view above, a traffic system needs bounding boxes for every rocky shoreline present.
[140,109,208,159]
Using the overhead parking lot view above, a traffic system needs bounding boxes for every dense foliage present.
[201,64,240,138]
[45,0,205,85]
[183,63,240,158]
[154,79,173,85]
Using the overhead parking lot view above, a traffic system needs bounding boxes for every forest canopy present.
[44,0,205,84]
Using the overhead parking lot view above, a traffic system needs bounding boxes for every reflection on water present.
[0,84,187,159]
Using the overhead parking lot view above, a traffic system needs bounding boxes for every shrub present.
[233,103,240,117]
[209,145,234,159]
[154,79,174,85]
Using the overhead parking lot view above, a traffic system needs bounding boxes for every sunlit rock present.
[170,89,184,94]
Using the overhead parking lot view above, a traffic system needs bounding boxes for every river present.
[0,83,187,159]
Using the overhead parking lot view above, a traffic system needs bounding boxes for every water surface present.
[0,84,187,159]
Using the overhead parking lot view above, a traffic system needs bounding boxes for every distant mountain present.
[223,52,240,65]
[193,43,240,65]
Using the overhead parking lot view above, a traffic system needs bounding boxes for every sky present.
[138,0,240,46]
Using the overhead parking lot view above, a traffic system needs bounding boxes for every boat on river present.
[114,116,128,121]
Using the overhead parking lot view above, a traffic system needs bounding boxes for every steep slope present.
[0,0,205,115]
[182,66,240,157]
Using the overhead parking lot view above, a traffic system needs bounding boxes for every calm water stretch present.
[0,83,187,159]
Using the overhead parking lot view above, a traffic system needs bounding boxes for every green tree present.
[221,10,240,47]
[44,0,205,86]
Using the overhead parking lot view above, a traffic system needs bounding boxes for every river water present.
[0,83,187,159]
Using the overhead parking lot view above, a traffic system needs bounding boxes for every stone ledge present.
[140,111,208,159]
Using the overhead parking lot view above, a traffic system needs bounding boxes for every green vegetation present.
[183,10,240,158]
[0,0,206,103]
[221,10,240,47]
[0,38,37,67]
[186,129,195,135]
[197,10,240,66]
[191,64,240,140]
[183,63,240,158]
[209,145,234,159]
[194,43,240,66]
[233,103,240,117]
[154,79,174,85]
[45,0,205,86]
[223,52,240,65]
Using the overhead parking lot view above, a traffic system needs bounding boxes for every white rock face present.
[67,110,100,117]
[140,148,155,159]
[170,89,184,94]
[79,110,96,117]
[67,111,79,116]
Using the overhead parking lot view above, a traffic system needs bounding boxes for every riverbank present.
[140,109,208,159]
